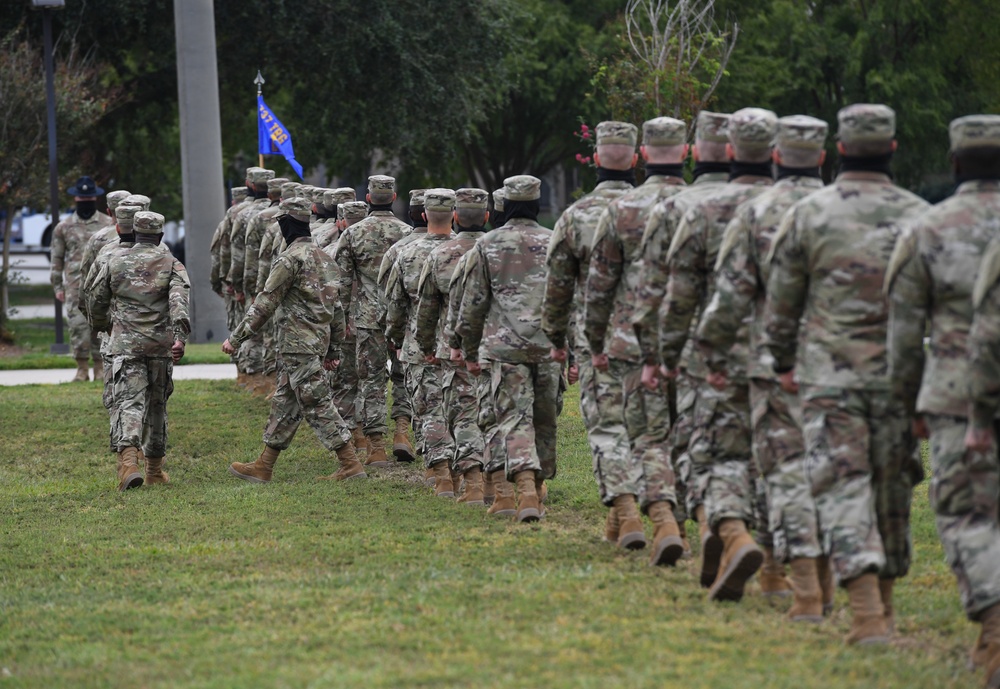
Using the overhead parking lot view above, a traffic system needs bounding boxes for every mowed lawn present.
[0,380,981,688]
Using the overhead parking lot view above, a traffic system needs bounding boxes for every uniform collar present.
[956,179,1000,195]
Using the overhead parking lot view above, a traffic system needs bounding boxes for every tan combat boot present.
[487,470,517,517]
[364,434,391,468]
[229,446,280,483]
[483,470,496,506]
[514,470,541,523]
[452,469,464,499]
[844,573,889,645]
[352,427,369,461]
[318,442,367,481]
[392,417,416,462]
[979,603,1000,688]
[536,477,548,504]
[708,518,764,602]
[760,545,793,598]
[787,557,824,623]
[235,371,247,388]
[971,627,990,671]
[879,577,895,634]
[603,505,620,543]
[92,357,104,381]
[433,463,455,498]
[457,468,485,506]
[423,466,437,488]
[116,447,143,491]
[613,494,646,550]
[648,501,684,566]
[696,505,724,588]
[73,358,90,382]
[817,555,836,615]
[144,456,170,485]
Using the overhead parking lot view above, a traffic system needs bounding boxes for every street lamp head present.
[30,0,66,8]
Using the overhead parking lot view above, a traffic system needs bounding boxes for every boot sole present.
[393,445,416,463]
[618,531,648,551]
[650,536,685,567]
[517,508,540,523]
[708,545,764,602]
[228,465,270,483]
[435,491,455,498]
[118,472,143,491]
[488,508,517,517]
[459,499,486,507]
[364,461,391,468]
[700,533,724,588]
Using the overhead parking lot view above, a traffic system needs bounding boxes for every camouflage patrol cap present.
[695,111,730,143]
[950,114,1000,151]
[728,108,779,150]
[596,121,639,147]
[114,203,143,228]
[325,187,357,206]
[456,187,489,210]
[250,168,276,185]
[837,104,895,143]
[309,187,328,205]
[280,182,301,200]
[776,115,829,151]
[133,211,165,235]
[106,190,131,212]
[267,177,290,194]
[409,189,427,206]
[368,175,396,194]
[278,197,312,222]
[503,175,541,201]
[643,117,687,146]
[245,166,263,179]
[424,188,457,212]
[123,194,151,211]
[492,188,505,211]
[340,201,368,220]
[232,186,249,202]
[297,185,316,201]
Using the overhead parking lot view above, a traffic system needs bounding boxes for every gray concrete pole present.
[174,0,227,342]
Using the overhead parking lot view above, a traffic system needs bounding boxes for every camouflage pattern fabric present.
[415,231,484,360]
[356,327,391,436]
[227,196,272,296]
[443,362,485,473]
[389,349,413,424]
[578,357,639,504]
[671,372,698,520]
[478,364,506,475]
[623,365,677,511]
[244,201,281,301]
[261,353,350,453]
[404,362,454,468]
[111,356,174,457]
[970,239,1000,428]
[79,225,118,306]
[386,234,450,364]
[379,227,428,297]
[218,196,254,293]
[492,362,560,480]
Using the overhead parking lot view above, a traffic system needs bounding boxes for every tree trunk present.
[1,204,13,341]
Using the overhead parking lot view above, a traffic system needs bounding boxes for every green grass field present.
[0,381,981,688]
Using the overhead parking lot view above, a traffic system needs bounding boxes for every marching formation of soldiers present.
[54,101,1000,685]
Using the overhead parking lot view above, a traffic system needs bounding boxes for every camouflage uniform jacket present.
[445,249,477,351]
[322,235,357,333]
[634,171,729,364]
[227,196,272,294]
[415,231,483,359]
[230,237,345,359]
[218,197,254,289]
[256,222,283,296]
[79,225,119,307]
[763,171,930,390]
[584,174,686,362]
[542,180,633,353]
[378,227,428,295]
[969,237,1000,429]
[244,201,281,300]
[88,242,191,356]
[332,210,409,330]
[695,175,825,381]
[314,222,340,251]
[81,235,135,320]
[887,179,1000,417]
[50,210,114,294]
[457,218,554,364]
[660,177,774,381]
[386,233,450,364]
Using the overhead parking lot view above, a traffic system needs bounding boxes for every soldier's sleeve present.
[169,259,193,343]
[256,230,275,296]
[332,231,354,312]
[230,255,294,349]
[541,213,578,349]
[633,202,672,365]
[384,260,408,347]
[968,241,1000,430]
[79,236,99,301]
[377,248,396,296]
[243,216,262,300]
[445,255,470,350]
[209,222,224,295]
[79,257,102,320]
[583,207,622,355]
[456,246,490,362]
[762,211,809,373]
[219,213,233,283]
[414,259,442,355]
[695,212,758,372]
[50,222,66,293]
[87,261,113,333]
[658,210,707,369]
[228,215,248,294]
[885,228,928,414]
[327,300,346,361]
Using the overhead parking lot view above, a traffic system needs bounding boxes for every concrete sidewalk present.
[0,363,236,386]
[9,304,55,320]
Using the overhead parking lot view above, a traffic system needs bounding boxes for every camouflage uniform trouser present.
[623,364,677,512]
[355,328,389,436]
[263,353,350,452]
[111,355,173,458]
[262,317,278,375]
[229,299,247,373]
[672,372,699,522]
[389,348,413,423]
[580,358,641,506]
[405,363,453,468]
[442,362,484,474]
[65,289,100,361]
[801,386,921,585]
[751,378,821,562]
[239,329,265,375]
[492,361,559,481]
[98,334,115,451]
[690,379,755,531]
[330,336,358,429]
[224,292,240,369]
[927,415,1000,619]
[479,364,506,475]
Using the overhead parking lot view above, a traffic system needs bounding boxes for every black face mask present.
[368,202,394,213]
[118,231,135,243]
[645,163,686,178]
[692,161,731,180]
[490,210,505,228]
[596,167,637,186]
[135,233,162,246]
[839,151,894,178]
[729,160,774,181]
[504,200,540,222]
[279,215,312,244]
[777,165,823,181]
[76,199,97,219]
[458,224,486,234]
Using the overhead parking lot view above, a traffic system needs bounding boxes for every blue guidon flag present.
[257,95,304,179]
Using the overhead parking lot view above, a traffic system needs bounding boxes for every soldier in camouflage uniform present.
[635,111,733,563]
[763,104,928,645]
[51,175,115,382]
[211,186,248,298]
[224,197,365,484]
[543,121,638,519]
[415,188,490,505]
[333,175,411,465]
[457,175,557,523]
[219,170,261,383]
[658,108,777,602]
[386,189,458,491]
[88,211,190,491]
[584,117,689,559]
[79,190,131,302]
[696,115,831,618]
[314,188,358,250]
[890,115,1000,681]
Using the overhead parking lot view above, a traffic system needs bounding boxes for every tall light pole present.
[31,0,68,353]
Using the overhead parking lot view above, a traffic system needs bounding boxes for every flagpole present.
[254,70,265,168]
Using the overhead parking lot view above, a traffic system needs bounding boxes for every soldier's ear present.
[640,145,649,163]
[772,149,782,165]
[691,145,700,162]
[725,143,735,161]
[593,152,602,167]
[631,152,639,168]
[483,211,490,225]
[891,140,898,153]
[819,150,827,166]
[836,142,846,156]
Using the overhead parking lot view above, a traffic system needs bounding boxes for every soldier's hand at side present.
[450,348,464,363]
[965,425,993,453]
[778,369,799,394]
[222,339,236,355]
[912,416,929,440]
[592,352,609,372]
[466,360,481,375]
[424,354,438,365]
[550,347,568,363]
[235,292,245,303]
[707,371,728,390]
[225,285,234,295]
[171,340,185,363]
[55,290,65,303]
[323,358,339,371]
[567,364,579,385]
[641,364,660,391]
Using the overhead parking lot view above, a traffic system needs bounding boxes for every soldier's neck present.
[427,223,451,236]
